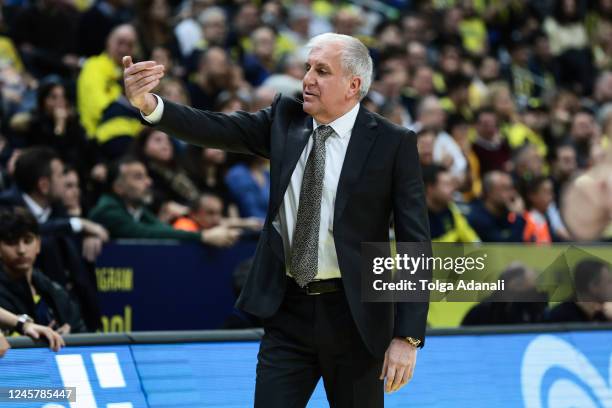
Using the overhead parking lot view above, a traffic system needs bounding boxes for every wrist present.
[14,314,33,335]
[141,94,158,116]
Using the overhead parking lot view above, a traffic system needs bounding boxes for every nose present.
[17,240,27,254]
[303,68,315,87]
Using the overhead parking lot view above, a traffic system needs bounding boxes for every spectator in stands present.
[0,207,87,334]
[570,109,600,168]
[546,259,612,323]
[414,130,435,170]
[434,114,469,185]
[472,108,512,176]
[243,26,279,87]
[11,77,92,179]
[462,263,548,325]
[187,47,234,111]
[62,166,82,217]
[225,155,270,220]
[512,144,545,188]
[133,0,179,61]
[77,24,143,158]
[521,176,554,243]
[403,65,435,119]
[89,156,240,247]
[423,164,479,243]
[130,128,200,214]
[0,147,107,330]
[551,143,578,205]
[467,171,526,242]
[0,306,65,356]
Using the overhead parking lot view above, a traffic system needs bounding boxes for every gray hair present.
[305,33,373,100]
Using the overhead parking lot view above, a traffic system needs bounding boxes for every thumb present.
[122,55,133,69]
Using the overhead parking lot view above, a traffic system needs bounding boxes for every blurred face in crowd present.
[107,25,137,65]
[554,145,577,178]
[43,85,67,116]
[440,46,461,75]
[0,233,40,277]
[595,72,612,103]
[529,179,554,213]
[159,80,189,105]
[515,145,543,177]
[476,112,498,140]
[201,47,231,83]
[427,170,455,209]
[151,47,172,72]
[402,15,426,43]
[443,8,462,34]
[485,172,515,212]
[418,97,446,131]
[203,148,226,165]
[571,112,597,142]
[252,27,276,60]
[202,12,227,46]
[193,195,223,229]
[114,162,153,207]
[62,170,81,212]
[417,131,435,166]
[333,9,361,36]
[379,57,408,97]
[479,56,500,83]
[151,0,170,21]
[492,87,515,118]
[145,131,174,163]
[377,24,403,50]
[412,66,434,96]
[43,159,66,203]
[303,41,362,124]
[234,4,260,34]
[407,42,427,69]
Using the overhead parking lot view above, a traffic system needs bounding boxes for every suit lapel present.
[271,115,313,215]
[333,107,378,228]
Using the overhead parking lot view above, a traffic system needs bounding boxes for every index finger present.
[124,60,159,76]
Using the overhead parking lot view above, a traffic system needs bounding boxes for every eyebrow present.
[306,62,333,71]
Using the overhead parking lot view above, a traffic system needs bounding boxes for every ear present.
[348,76,362,99]
[38,177,50,195]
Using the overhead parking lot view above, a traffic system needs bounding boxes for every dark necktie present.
[290,125,334,287]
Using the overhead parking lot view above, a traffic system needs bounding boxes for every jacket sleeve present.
[90,204,201,241]
[391,129,432,346]
[155,95,279,158]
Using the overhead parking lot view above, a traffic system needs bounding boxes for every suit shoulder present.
[369,111,415,141]
[274,94,304,115]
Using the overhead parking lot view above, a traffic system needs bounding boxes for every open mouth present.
[303,90,318,98]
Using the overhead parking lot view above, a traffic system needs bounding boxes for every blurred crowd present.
[0,0,612,342]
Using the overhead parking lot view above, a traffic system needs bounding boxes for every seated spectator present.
[416,128,436,167]
[243,26,279,87]
[0,208,87,334]
[11,77,93,180]
[130,128,201,214]
[77,24,143,158]
[0,147,107,330]
[471,108,512,176]
[521,176,554,243]
[89,156,240,247]
[546,259,612,323]
[434,114,470,185]
[467,171,526,242]
[174,192,262,232]
[225,155,270,220]
[462,263,548,325]
[422,164,479,243]
[0,306,65,356]
[62,166,82,217]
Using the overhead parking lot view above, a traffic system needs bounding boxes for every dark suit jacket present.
[154,95,431,357]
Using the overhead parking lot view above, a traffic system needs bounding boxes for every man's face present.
[412,67,433,96]
[202,48,230,80]
[571,113,596,142]
[476,113,498,140]
[202,15,227,46]
[115,162,152,206]
[107,26,136,65]
[417,133,435,166]
[428,171,455,207]
[48,159,66,202]
[303,43,360,123]
[0,233,40,276]
[193,196,223,229]
[555,146,577,177]
[488,174,515,210]
[63,170,80,210]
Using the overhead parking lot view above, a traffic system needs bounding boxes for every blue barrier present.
[2,327,612,407]
[95,240,257,332]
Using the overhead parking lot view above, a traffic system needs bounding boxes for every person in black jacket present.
[0,208,86,333]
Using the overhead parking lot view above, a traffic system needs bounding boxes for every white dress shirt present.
[22,193,82,232]
[142,96,360,281]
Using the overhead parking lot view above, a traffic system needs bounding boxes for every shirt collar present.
[22,193,51,223]
[312,102,360,139]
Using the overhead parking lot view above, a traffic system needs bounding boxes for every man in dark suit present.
[123,33,430,407]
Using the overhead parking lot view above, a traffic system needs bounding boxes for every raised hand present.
[122,56,165,115]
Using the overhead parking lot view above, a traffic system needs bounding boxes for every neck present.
[313,101,358,125]
[484,200,504,217]
[427,197,446,213]
[6,267,33,285]
[28,191,49,209]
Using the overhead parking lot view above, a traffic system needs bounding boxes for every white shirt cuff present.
[69,217,83,233]
[141,94,164,124]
